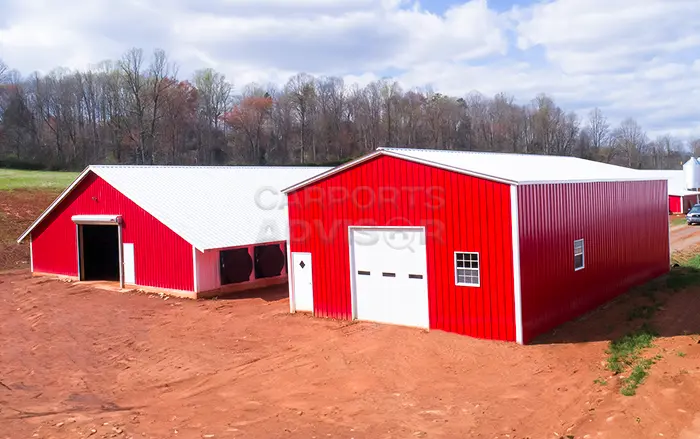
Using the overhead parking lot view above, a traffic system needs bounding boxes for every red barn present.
[17,165,329,298]
[637,170,700,214]
[283,148,670,344]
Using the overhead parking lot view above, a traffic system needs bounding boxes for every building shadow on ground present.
[532,266,700,345]
[207,283,289,302]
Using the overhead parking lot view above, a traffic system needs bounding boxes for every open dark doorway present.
[81,225,120,281]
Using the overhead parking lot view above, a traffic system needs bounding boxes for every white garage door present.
[350,228,429,328]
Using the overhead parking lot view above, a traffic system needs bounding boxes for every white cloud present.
[0,0,698,139]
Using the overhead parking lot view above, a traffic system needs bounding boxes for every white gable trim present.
[16,167,200,251]
[282,151,385,193]
[17,166,93,243]
[282,150,517,194]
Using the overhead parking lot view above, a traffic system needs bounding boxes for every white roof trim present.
[383,149,518,185]
[17,166,92,243]
[282,151,384,193]
[72,215,122,225]
[282,148,664,194]
[282,149,517,194]
[18,165,331,250]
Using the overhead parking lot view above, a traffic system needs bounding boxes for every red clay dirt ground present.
[2,194,700,438]
[0,190,59,271]
[2,270,700,439]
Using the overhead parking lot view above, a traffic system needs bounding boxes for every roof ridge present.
[380,147,576,159]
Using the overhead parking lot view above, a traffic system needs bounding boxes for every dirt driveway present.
[2,271,700,439]
[671,222,700,252]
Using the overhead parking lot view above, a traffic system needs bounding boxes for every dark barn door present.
[81,225,120,281]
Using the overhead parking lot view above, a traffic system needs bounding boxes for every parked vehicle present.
[687,204,700,225]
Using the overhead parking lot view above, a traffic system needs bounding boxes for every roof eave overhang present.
[518,177,670,185]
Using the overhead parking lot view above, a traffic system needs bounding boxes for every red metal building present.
[638,170,700,214]
[17,165,328,298]
[283,148,670,344]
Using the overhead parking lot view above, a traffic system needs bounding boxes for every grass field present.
[0,169,78,191]
[0,169,74,270]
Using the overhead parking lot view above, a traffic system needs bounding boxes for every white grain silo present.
[684,158,700,190]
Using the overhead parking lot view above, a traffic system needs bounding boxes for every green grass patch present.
[0,169,78,191]
[671,217,688,226]
[677,351,687,357]
[606,325,659,396]
[620,358,656,396]
[606,325,656,374]
[593,377,608,386]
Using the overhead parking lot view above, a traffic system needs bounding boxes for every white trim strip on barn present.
[282,148,667,194]
[510,185,524,345]
[18,165,331,251]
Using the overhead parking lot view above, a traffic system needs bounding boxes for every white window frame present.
[574,239,585,271]
[455,251,480,287]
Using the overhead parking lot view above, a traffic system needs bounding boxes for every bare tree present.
[0,49,694,171]
[285,73,316,163]
[691,139,700,158]
[586,107,610,152]
[194,68,232,163]
[612,118,648,168]
[119,48,147,163]
[0,59,8,83]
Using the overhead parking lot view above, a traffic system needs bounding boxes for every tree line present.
[0,48,697,170]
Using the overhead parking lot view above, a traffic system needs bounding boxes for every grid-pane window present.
[455,252,480,286]
[574,239,585,271]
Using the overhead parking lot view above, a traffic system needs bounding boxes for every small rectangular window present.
[574,239,585,271]
[455,252,480,287]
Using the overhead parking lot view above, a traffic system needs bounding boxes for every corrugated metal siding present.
[669,196,681,213]
[195,248,221,292]
[31,172,194,291]
[288,155,516,341]
[517,181,670,343]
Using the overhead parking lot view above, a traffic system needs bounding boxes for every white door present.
[123,243,135,285]
[350,228,429,328]
[291,252,314,312]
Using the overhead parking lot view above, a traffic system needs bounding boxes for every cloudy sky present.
[1,0,698,139]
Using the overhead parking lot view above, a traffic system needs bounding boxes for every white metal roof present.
[283,147,666,193]
[18,165,331,251]
[636,170,700,196]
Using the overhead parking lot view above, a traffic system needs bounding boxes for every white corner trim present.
[29,232,33,273]
[287,240,295,313]
[192,245,199,293]
[667,193,672,267]
[510,185,524,345]
[118,224,124,289]
[347,228,357,320]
